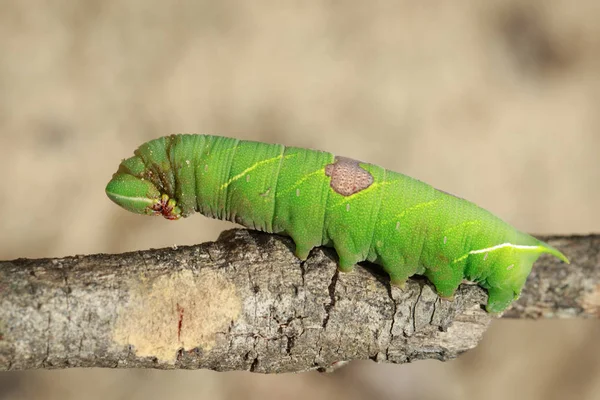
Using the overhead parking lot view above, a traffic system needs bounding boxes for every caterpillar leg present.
[425,267,464,301]
[431,282,461,300]
[383,264,420,290]
[337,257,357,273]
[293,243,313,261]
[486,287,517,314]
[332,245,362,273]
[288,233,321,261]
[390,278,407,290]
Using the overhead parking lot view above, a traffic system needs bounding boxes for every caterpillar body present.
[105,134,569,313]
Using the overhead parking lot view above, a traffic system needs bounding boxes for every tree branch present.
[0,229,596,372]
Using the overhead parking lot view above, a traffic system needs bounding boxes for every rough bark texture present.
[0,230,595,372]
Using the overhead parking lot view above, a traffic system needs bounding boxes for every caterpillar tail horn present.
[537,240,570,264]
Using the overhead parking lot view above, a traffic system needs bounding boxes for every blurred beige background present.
[1,1,599,399]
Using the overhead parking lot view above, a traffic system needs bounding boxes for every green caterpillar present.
[105,134,569,313]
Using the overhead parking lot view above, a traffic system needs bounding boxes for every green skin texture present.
[106,134,569,313]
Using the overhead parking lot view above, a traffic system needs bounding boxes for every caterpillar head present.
[105,161,182,220]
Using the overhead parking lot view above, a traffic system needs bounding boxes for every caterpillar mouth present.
[151,194,182,220]
[105,174,181,220]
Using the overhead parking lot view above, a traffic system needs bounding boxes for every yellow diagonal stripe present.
[219,154,296,191]
[379,199,442,226]
[275,168,325,198]
[442,220,481,235]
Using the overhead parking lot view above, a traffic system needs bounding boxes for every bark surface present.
[0,230,596,372]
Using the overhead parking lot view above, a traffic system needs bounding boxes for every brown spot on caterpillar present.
[324,156,374,196]
[113,270,241,363]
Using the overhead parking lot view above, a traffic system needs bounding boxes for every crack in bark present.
[249,353,259,372]
[429,297,439,327]
[386,284,398,361]
[285,334,295,356]
[412,284,424,335]
[322,269,339,329]
[42,313,51,368]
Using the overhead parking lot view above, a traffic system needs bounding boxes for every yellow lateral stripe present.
[395,199,441,220]
[275,168,325,198]
[326,180,396,210]
[452,254,469,264]
[219,153,296,191]
[451,242,541,264]
[442,220,481,235]
[379,199,442,225]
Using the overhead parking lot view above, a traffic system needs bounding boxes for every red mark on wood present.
[176,303,184,342]
[325,157,374,196]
